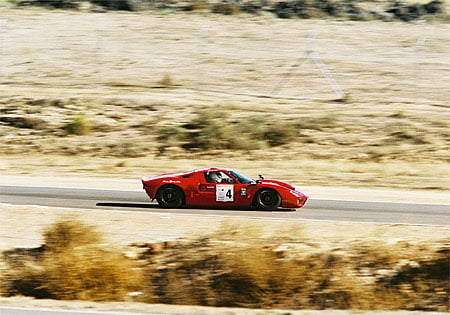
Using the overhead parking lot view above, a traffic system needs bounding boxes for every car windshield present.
[229,170,255,184]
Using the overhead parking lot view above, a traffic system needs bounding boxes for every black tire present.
[156,185,184,208]
[253,189,281,210]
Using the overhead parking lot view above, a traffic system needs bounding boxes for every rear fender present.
[142,178,159,200]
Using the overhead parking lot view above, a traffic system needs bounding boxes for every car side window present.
[205,171,236,184]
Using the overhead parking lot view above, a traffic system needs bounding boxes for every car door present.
[197,171,250,207]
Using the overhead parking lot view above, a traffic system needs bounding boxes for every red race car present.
[142,168,308,210]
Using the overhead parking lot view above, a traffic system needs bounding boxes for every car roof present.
[193,167,233,173]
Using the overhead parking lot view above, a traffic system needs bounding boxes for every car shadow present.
[96,202,160,209]
[96,202,296,212]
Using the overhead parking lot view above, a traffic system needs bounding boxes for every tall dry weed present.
[143,225,449,311]
[43,217,101,253]
[2,217,142,301]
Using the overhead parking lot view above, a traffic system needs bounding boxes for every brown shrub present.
[0,116,48,129]
[158,74,174,88]
[170,108,299,152]
[39,247,141,300]
[43,218,102,253]
[186,0,210,10]
[212,2,241,15]
[143,225,449,311]
[2,217,142,301]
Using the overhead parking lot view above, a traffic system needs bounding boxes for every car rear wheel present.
[253,189,281,210]
[156,185,184,208]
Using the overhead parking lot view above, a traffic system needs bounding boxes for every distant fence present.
[1,13,448,105]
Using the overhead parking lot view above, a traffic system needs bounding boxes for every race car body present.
[142,168,308,210]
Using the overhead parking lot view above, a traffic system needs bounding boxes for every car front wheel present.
[156,185,184,208]
[253,189,281,210]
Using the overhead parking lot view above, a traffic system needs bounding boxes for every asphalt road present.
[1,185,448,225]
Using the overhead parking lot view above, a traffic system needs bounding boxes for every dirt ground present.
[2,203,449,250]
[0,7,449,190]
[1,202,449,313]
[3,297,447,315]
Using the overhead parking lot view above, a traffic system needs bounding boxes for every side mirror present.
[258,174,264,180]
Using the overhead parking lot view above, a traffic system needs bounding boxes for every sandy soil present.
[1,7,449,104]
[3,297,447,315]
[1,202,449,313]
[0,7,449,190]
[2,203,449,250]
[1,297,448,315]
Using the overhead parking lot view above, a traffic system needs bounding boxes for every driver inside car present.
[208,171,222,183]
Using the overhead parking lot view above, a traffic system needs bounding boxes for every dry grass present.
[1,152,449,190]
[174,107,300,150]
[143,222,449,311]
[43,217,102,252]
[212,2,241,15]
[1,218,142,301]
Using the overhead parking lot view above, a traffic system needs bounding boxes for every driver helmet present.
[210,172,222,183]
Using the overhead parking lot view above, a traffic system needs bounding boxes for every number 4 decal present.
[216,185,234,202]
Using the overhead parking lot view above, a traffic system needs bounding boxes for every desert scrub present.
[156,124,185,154]
[1,217,142,301]
[184,106,236,150]
[298,114,340,131]
[43,218,102,253]
[143,223,449,311]
[262,120,298,146]
[0,116,48,130]
[212,2,241,15]
[0,0,18,6]
[2,220,448,311]
[168,107,299,151]
[145,222,367,309]
[64,113,93,136]
[186,0,210,10]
